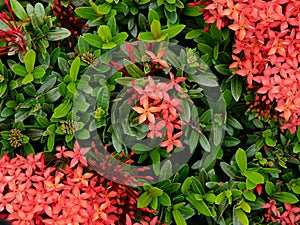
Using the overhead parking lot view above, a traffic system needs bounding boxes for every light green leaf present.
[161,24,186,39]
[244,171,264,185]
[12,64,27,76]
[173,209,187,225]
[234,208,249,225]
[33,67,45,79]
[22,73,34,84]
[24,50,36,73]
[98,25,113,43]
[70,57,81,82]
[151,20,162,39]
[137,191,153,208]
[10,0,28,21]
[83,33,102,48]
[236,148,247,172]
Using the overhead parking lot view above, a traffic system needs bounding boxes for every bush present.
[0,0,300,224]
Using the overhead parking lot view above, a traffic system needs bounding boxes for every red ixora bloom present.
[0,0,29,56]
[190,0,300,133]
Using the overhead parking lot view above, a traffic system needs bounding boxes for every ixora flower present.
[0,144,159,225]
[130,74,186,153]
[190,0,300,133]
[0,0,29,56]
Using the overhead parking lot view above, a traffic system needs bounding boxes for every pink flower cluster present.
[0,143,159,225]
[191,0,300,133]
[130,73,186,153]
[263,200,300,225]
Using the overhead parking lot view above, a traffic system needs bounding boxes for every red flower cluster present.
[191,0,300,133]
[0,142,158,225]
[0,0,29,56]
[131,73,186,153]
[50,0,88,47]
[262,200,300,225]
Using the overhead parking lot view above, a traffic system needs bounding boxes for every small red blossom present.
[0,0,29,56]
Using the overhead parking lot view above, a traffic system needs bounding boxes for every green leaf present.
[83,33,102,48]
[75,7,98,20]
[10,0,28,21]
[273,192,299,204]
[112,32,128,45]
[236,148,247,172]
[185,29,202,39]
[227,115,243,129]
[149,187,163,197]
[220,162,236,178]
[234,208,249,225]
[161,24,186,39]
[215,64,231,76]
[98,25,112,43]
[24,50,36,73]
[231,76,243,101]
[181,177,192,194]
[159,192,171,206]
[97,2,112,14]
[137,191,153,208]
[223,136,241,147]
[12,64,27,76]
[138,32,156,42]
[265,137,276,147]
[47,27,71,41]
[239,199,251,213]
[148,10,160,25]
[96,86,110,109]
[24,143,34,155]
[77,36,89,55]
[52,101,72,119]
[199,132,210,152]
[151,20,162,39]
[173,209,187,225]
[33,67,45,79]
[150,150,160,175]
[47,134,55,151]
[0,81,7,98]
[132,143,152,151]
[159,160,172,181]
[22,73,34,84]
[70,57,81,82]
[187,195,211,216]
[197,43,213,55]
[123,59,144,77]
[244,171,264,185]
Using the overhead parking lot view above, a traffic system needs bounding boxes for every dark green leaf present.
[52,101,72,119]
[231,76,243,101]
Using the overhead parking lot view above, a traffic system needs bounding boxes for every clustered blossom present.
[0,142,160,225]
[130,73,186,153]
[0,0,29,56]
[50,0,88,47]
[262,200,300,225]
[191,0,300,133]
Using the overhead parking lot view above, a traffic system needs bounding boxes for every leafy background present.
[0,0,300,224]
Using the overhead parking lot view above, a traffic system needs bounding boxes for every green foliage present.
[1,0,300,225]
